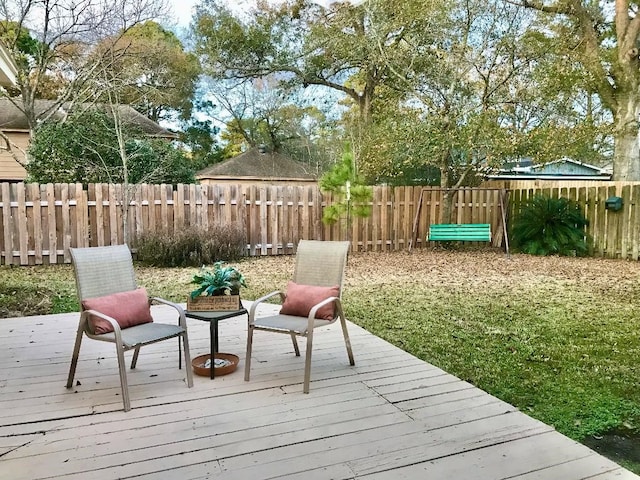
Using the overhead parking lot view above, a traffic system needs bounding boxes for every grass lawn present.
[1,248,639,472]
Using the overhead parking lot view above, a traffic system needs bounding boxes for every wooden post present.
[408,188,425,252]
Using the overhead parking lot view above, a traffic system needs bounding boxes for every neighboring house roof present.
[0,45,18,87]
[0,98,177,138]
[196,148,317,181]
[488,158,612,181]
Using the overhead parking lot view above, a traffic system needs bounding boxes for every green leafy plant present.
[189,262,247,299]
[511,195,589,256]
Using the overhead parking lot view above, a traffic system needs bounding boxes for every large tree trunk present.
[439,149,454,223]
[612,96,640,180]
[613,130,640,180]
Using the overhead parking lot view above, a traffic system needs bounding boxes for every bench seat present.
[428,223,492,242]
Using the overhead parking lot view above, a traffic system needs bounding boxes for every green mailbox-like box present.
[605,196,623,211]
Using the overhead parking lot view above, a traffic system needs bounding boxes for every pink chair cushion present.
[82,288,153,334]
[279,281,340,320]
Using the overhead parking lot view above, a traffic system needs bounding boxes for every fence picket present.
[632,185,640,261]
[1,183,12,265]
[33,184,43,264]
[175,184,185,233]
[58,184,70,262]
[15,183,27,265]
[259,186,268,255]
[620,185,631,259]
[46,184,56,263]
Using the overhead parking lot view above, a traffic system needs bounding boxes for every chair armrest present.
[82,309,124,344]
[307,296,340,331]
[249,290,285,324]
[150,297,187,329]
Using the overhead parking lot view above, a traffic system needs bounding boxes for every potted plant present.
[187,262,247,311]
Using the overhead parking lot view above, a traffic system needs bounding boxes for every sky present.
[166,0,351,30]
[166,0,274,33]
[168,0,198,29]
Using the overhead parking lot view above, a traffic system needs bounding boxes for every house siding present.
[0,45,18,87]
[0,131,28,181]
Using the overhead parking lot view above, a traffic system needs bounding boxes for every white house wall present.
[0,45,18,87]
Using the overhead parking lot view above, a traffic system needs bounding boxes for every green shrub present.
[27,109,196,185]
[511,195,589,256]
[135,224,246,267]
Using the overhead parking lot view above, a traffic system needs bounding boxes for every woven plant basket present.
[186,295,241,311]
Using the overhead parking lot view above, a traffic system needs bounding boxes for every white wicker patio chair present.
[244,240,355,393]
[66,245,193,411]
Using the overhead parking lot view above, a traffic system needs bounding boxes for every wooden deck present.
[1,303,637,480]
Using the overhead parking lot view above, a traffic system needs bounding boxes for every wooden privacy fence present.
[0,183,508,265]
[486,180,640,260]
[3,181,639,265]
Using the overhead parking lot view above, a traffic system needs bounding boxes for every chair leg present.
[130,346,141,369]
[181,333,193,388]
[244,325,254,381]
[339,316,355,366]
[66,321,85,389]
[115,345,131,411]
[290,332,300,356]
[303,330,314,394]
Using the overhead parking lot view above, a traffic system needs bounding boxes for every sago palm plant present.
[189,262,247,299]
[511,195,589,256]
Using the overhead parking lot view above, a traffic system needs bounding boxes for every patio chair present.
[66,245,193,411]
[244,240,355,393]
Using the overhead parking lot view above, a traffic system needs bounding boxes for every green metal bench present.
[428,223,492,242]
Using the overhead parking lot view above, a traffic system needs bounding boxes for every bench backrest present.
[428,223,492,242]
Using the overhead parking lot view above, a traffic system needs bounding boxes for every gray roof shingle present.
[197,148,317,180]
[0,98,177,138]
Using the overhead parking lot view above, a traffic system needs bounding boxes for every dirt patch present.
[583,428,640,465]
[0,285,54,318]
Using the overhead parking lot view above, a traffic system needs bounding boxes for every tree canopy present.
[192,0,613,186]
[0,1,220,190]
[4,0,637,184]
[96,21,201,123]
[0,0,171,132]
[514,0,640,180]
[209,78,337,170]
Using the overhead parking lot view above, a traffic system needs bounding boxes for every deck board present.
[0,303,637,480]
